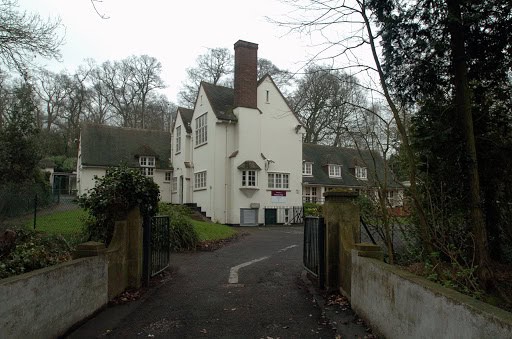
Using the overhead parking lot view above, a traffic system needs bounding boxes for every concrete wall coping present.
[352,251,512,325]
[0,257,98,285]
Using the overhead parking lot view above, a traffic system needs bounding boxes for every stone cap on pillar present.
[324,191,359,201]
[74,241,107,259]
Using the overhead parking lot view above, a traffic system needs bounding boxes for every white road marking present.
[227,244,299,284]
[278,244,298,252]
[228,256,269,284]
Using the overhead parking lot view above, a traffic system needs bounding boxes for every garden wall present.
[0,256,108,339]
[351,252,512,339]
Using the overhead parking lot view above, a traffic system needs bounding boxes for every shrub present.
[303,202,322,216]
[0,229,72,279]
[158,203,199,251]
[78,165,160,245]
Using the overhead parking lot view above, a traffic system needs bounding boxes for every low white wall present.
[351,252,512,339]
[0,256,108,339]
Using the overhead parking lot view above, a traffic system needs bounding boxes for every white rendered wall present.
[171,113,193,204]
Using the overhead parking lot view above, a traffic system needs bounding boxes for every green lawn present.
[191,219,237,242]
[27,209,88,236]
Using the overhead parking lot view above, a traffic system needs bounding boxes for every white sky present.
[17,0,319,103]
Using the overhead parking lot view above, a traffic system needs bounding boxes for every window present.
[164,171,172,182]
[302,162,313,176]
[194,171,207,190]
[303,186,318,203]
[242,170,257,187]
[139,156,155,176]
[266,90,270,103]
[328,164,342,178]
[195,113,207,146]
[268,173,290,189]
[171,177,178,192]
[355,166,367,180]
[175,126,181,153]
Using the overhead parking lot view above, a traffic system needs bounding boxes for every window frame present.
[195,113,207,146]
[164,171,172,182]
[171,177,178,193]
[175,125,181,154]
[267,172,290,189]
[328,164,342,178]
[355,166,368,180]
[194,170,207,190]
[302,162,313,176]
[139,156,156,177]
[242,170,257,188]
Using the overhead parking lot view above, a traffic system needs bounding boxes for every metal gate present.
[143,215,171,285]
[303,216,325,288]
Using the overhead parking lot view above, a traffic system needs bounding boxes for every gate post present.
[142,215,151,287]
[323,191,360,297]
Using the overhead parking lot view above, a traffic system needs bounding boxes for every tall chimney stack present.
[234,40,258,109]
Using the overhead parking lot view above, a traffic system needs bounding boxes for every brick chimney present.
[234,40,258,109]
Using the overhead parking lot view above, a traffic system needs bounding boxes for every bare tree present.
[292,65,363,146]
[128,55,165,129]
[178,47,233,107]
[0,0,63,76]
[34,70,72,131]
[275,0,432,254]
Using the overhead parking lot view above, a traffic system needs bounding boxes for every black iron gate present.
[143,215,171,286]
[303,216,325,288]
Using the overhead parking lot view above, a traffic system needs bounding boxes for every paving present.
[67,226,374,339]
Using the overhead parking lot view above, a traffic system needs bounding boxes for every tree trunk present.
[446,0,492,287]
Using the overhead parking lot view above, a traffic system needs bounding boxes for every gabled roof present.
[177,107,194,133]
[201,82,237,121]
[80,124,172,170]
[302,143,400,188]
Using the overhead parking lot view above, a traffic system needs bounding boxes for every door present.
[265,208,277,225]
[179,175,184,204]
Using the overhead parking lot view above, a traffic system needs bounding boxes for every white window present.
[195,113,207,146]
[194,171,207,190]
[242,170,257,187]
[175,126,181,153]
[164,171,172,182]
[171,177,178,192]
[304,186,318,202]
[328,164,342,178]
[355,166,367,180]
[139,156,155,176]
[268,173,290,189]
[302,162,313,176]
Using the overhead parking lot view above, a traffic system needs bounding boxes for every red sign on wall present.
[271,190,287,197]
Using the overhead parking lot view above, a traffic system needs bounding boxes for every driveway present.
[68,226,363,338]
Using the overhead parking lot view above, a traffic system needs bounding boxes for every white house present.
[77,124,173,201]
[302,143,406,214]
[171,40,304,225]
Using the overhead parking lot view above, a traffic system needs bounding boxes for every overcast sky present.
[17,0,319,103]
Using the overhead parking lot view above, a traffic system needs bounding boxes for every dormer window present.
[139,156,155,176]
[355,166,368,180]
[302,162,313,176]
[328,164,342,178]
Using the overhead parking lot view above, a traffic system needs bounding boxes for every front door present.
[265,208,277,225]
[180,176,184,204]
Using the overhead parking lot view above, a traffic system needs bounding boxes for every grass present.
[26,208,87,236]
[191,219,237,242]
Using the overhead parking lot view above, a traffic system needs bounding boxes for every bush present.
[78,166,160,245]
[0,229,72,279]
[303,202,322,216]
[158,203,199,251]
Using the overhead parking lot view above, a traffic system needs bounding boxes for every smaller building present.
[302,143,404,211]
[77,124,173,201]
